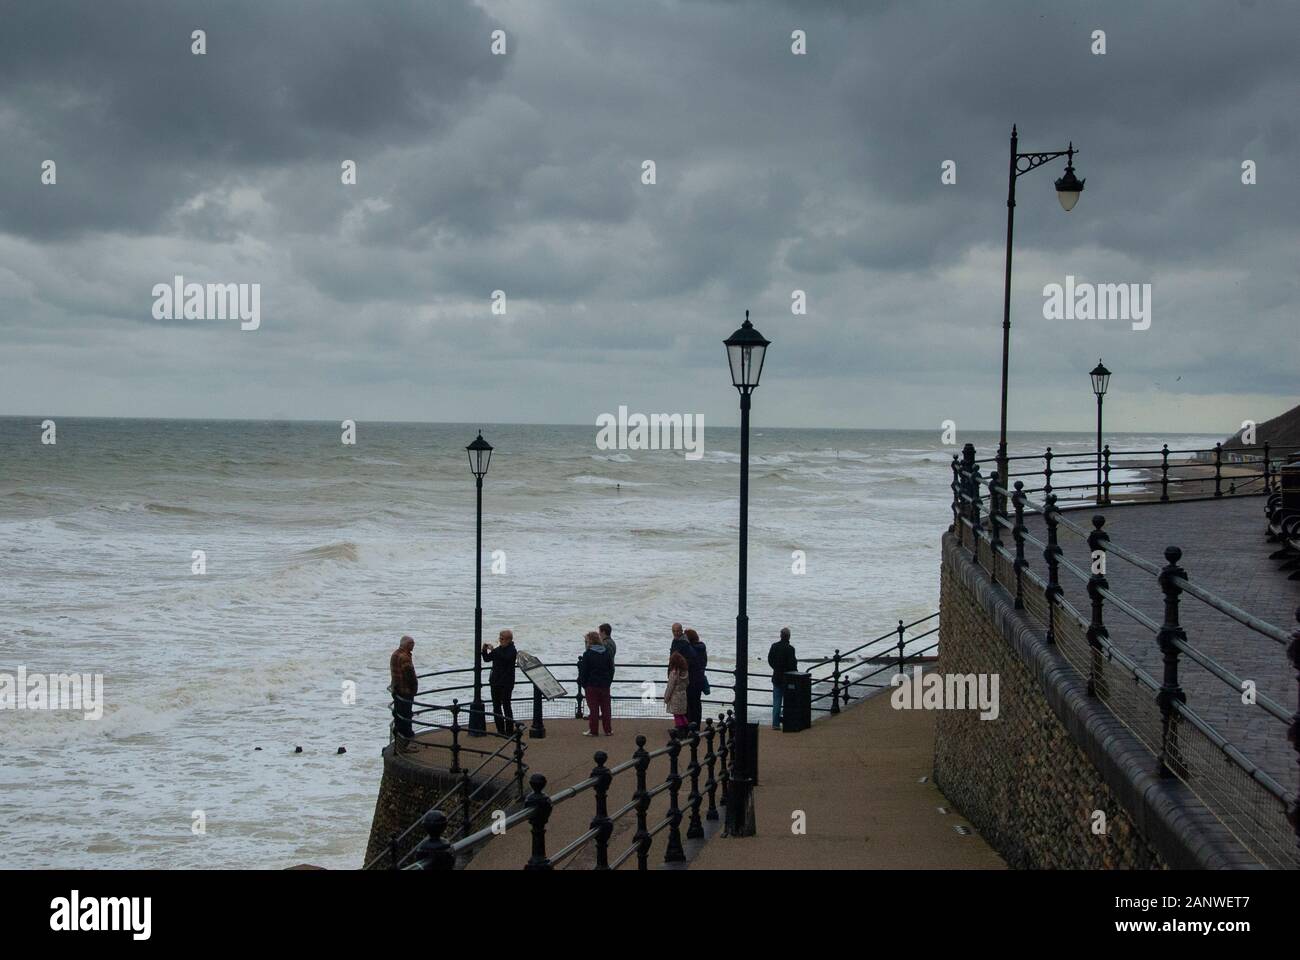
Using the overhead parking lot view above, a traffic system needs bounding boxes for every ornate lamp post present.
[723,310,769,837]
[466,431,493,736]
[997,125,1085,506]
[1090,360,1111,504]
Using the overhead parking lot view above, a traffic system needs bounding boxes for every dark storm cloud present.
[0,0,1296,430]
[0,0,504,238]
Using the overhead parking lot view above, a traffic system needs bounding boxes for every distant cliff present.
[1221,401,1300,451]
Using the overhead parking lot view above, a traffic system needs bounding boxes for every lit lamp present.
[722,310,769,838]
[467,431,493,735]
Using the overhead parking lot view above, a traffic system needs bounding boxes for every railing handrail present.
[950,444,1299,867]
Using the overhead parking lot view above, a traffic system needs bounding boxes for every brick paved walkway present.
[1024,496,1298,787]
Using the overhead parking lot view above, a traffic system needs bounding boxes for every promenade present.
[1027,496,1298,786]
[399,687,1005,870]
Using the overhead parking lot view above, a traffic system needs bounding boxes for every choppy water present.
[0,418,1221,868]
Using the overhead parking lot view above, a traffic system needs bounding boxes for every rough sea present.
[0,418,1223,868]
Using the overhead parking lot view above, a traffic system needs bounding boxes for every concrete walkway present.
[689,689,1005,870]
[424,689,1005,870]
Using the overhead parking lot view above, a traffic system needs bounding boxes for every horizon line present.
[0,413,1226,437]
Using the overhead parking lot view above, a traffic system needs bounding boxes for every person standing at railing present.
[599,622,616,662]
[664,650,690,732]
[389,635,418,751]
[767,628,798,730]
[684,628,709,725]
[578,630,615,737]
[481,629,518,735]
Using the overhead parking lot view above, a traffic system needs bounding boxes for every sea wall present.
[363,747,519,868]
[932,532,1255,870]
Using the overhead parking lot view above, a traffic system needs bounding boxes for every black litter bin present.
[781,671,812,732]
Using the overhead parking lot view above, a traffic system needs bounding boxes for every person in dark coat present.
[481,629,518,735]
[684,628,708,725]
[767,627,799,729]
[669,622,698,671]
[577,630,615,736]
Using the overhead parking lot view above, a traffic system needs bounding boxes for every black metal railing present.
[406,715,734,870]
[959,441,1300,507]
[401,630,939,734]
[952,446,1300,868]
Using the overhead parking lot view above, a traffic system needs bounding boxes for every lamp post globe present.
[466,430,493,735]
[1055,144,1086,212]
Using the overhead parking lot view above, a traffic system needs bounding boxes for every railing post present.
[1102,446,1112,505]
[1214,442,1223,497]
[1156,547,1189,780]
[988,470,1004,563]
[969,464,984,567]
[841,665,852,707]
[1160,444,1170,502]
[959,443,977,547]
[590,750,613,870]
[448,699,462,774]
[512,723,526,801]
[703,718,719,822]
[1043,494,1062,644]
[1263,441,1272,494]
[896,619,906,674]
[950,454,962,537]
[663,733,686,862]
[1085,515,1111,699]
[1043,446,1054,499]
[1012,481,1027,609]
[523,773,553,870]
[717,712,731,811]
[1286,607,1299,855]
[686,722,704,840]
[459,768,472,839]
[574,657,585,718]
[530,684,546,739]
[632,735,652,870]
[830,650,841,716]
[415,810,455,870]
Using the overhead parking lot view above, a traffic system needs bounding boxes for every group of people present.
[389,621,801,750]
[662,622,709,734]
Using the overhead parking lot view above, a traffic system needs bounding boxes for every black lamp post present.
[997,125,1085,507]
[723,310,769,838]
[466,430,493,736]
[1090,360,1111,504]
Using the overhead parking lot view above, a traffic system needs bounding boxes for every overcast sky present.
[0,0,1295,433]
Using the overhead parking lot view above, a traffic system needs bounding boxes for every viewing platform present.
[370,685,1004,870]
